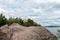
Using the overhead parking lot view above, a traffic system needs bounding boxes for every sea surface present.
[45,27,60,40]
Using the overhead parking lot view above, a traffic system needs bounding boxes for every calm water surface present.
[45,27,60,40]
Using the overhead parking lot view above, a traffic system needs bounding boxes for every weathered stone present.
[0,25,10,40]
[0,23,58,40]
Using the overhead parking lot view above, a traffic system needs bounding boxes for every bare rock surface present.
[0,23,58,40]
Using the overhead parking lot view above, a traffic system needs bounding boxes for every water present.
[45,27,60,40]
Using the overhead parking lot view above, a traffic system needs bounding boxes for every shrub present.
[57,29,60,38]
[0,13,7,26]
[7,17,24,26]
[24,19,41,27]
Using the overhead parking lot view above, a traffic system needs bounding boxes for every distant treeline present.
[45,26,60,27]
[0,13,41,27]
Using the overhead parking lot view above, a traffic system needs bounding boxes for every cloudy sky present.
[0,0,60,26]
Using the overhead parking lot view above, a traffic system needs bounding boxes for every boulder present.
[0,23,58,40]
[0,25,10,40]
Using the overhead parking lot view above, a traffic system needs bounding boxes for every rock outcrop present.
[0,23,58,40]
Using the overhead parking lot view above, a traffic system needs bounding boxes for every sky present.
[0,0,60,26]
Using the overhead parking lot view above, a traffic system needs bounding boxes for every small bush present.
[7,17,24,26]
[57,29,60,38]
[24,19,41,27]
[0,13,7,26]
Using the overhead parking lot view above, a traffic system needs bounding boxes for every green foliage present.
[0,13,7,26]
[57,29,60,38]
[0,13,41,27]
[7,17,24,26]
[24,19,41,27]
